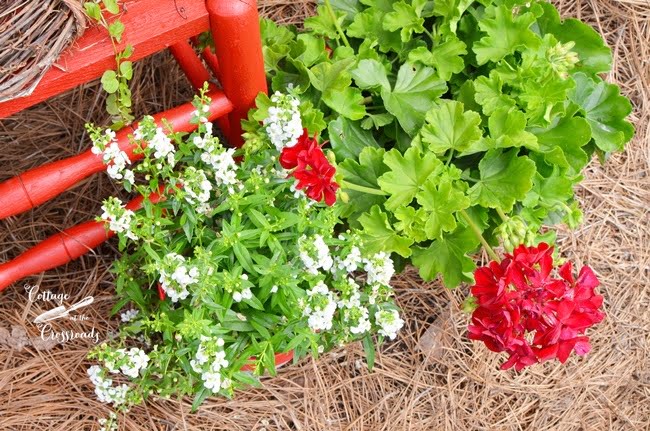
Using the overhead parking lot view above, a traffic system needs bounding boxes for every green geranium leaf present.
[381,63,447,136]
[488,108,539,150]
[468,149,536,211]
[412,226,479,288]
[408,36,467,80]
[536,2,611,75]
[384,1,425,42]
[418,100,482,154]
[473,71,517,116]
[359,206,414,257]
[329,0,364,23]
[523,170,575,210]
[351,59,390,91]
[308,57,355,93]
[569,73,634,152]
[361,113,394,130]
[378,147,443,210]
[415,179,470,239]
[322,87,366,120]
[473,5,539,65]
[339,147,388,219]
[329,117,380,161]
[304,5,346,39]
[432,0,474,33]
[394,206,428,242]
[348,8,402,53]
[531,112,591,175]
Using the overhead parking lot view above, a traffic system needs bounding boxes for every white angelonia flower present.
[336,246,362,273]
[102,142,132,181]
[119,347,150,378]
[181,167,212,205]
[263,92,303,151]
[87,365,130,406]
[200,144,239,188]
[303,281,337,331]
[122,169,135,185]
[374,309,404,340]
[158,253,199,303]
[363,252,395,286]
[191,337,229,393]
[120,309,139,323]
[100,197,138,240]
[299,235,334,275]
[148,127,175,160]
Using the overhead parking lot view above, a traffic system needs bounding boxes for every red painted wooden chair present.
[0,0,267,291]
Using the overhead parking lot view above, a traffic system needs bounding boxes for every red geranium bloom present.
[279,129,319,169]
[279,129,339,206]
[292,146,339,206]
[468,243,604,371]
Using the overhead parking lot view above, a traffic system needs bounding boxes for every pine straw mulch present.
[0,0,648,429]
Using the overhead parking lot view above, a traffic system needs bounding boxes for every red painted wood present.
[167,41,231,138]
[200,46,221,79]
[0,190,164,292]
[207,0,267,147]
[169,41,214,92]
[0,90,232,220]
[240,350,295,372]
[0,0,211,119]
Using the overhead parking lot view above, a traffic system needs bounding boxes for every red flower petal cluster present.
[280,129,339,206]
[468,243,605,371]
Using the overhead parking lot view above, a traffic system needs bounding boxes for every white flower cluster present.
[190,336,231,392]
[158,253,199,303]
[98,412,118,431]
[200,145,239,191]
[303,281,338,331]
[263,92,303,151]
[120,309,139,323]
[181,166,213,205]
[337,282,371,335]
[100,196,138,240]
[103,347,150,378]
[147,127,175,164]
[336,245,362,273]
[375,309,405,340]
[232,273,253,303]
[363,251,395,286]
[299,235,334,275]
[92,129,134,184]
[87,365,130,406]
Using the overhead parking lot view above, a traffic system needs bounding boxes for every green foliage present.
[84,0,134,127]
[261,0,634,288]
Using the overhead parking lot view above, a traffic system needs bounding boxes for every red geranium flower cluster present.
[468,243,605,371]
[280,129,339,206]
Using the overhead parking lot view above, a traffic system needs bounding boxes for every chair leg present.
[206,0,267,148]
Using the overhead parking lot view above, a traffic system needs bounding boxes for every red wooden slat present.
[0,0,210,118]
[0,190,165,292]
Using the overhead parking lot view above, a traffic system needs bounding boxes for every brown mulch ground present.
[0,1,648,430]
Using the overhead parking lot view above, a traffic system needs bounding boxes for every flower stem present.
[340,181,388,196]
[496,207,509,223]
[460,209,500,262]
[324,0,351,48]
